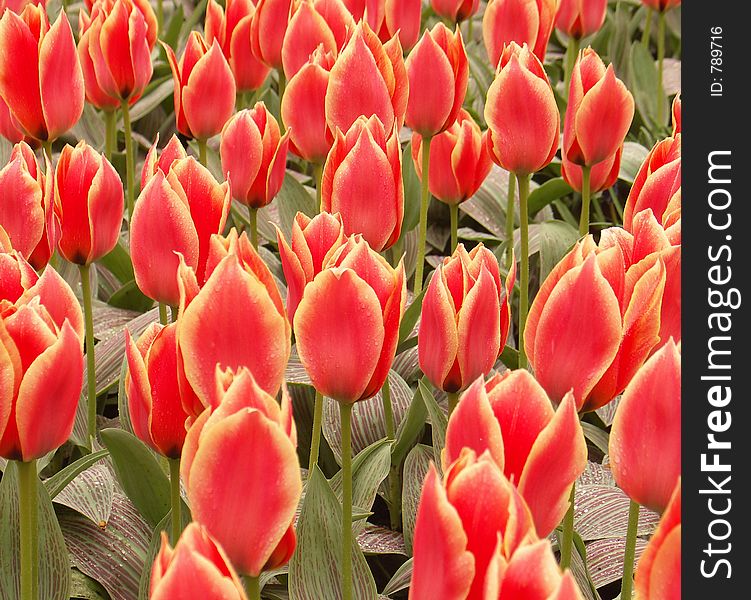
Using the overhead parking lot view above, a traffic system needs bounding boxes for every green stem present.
[158,303,169,326]
[313,163,323,213]
[121,100,135,222]
[413,136,432,295]
[449,203,459,253]
[169,458,182,544]
[382,376,395,440]
[17,459,38,600]
[197,139,208,167]
[80,264,97,444]
[517,174,531,369]
[559,482,576,570]
[642,8,653,47]
[308,390,324,475]
[564,36,581,92]
[244,576,261,600]
[657,11,666,126]
[579,166,592,237]
[620,499,641,599]
[156,0,164,37]
[505,172,516,270]
[382,376,401,530]
[340,402,353,600]
[104,109,117,162]
[447,391,460,416]
[466,15,473,41]
[42,141,53,164]
[248,206,258,249]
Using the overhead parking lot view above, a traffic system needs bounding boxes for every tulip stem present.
[80,264,98,445]
[104,110,117,162]
[158,303,169,326]
[466,16,473,41]
[447,391,460,416]
[340,401,353,600]
[244,576,261,600]
[382,375,395,440]
[382,375,401,531]
[564,36,581,92]
[517,174,531,369]
[505,172,516,270]
[248,206,258,249]
[414,136,432,295]
[42,141,53,164]
[17,459,38,600]
[657,11,666,127]
[169,458,182,544]
[620,499,641,600]
[156,0,164,36]
[120,100,136,222]
[449,203,459,253]
[308,390,324,475]
[642,8,653,48]
[197,139,208,167]
[579,166,592,237]
[313,163,323,213]
[559,482,576,570]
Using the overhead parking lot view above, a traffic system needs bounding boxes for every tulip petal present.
[21,265,84,343]
[86,155,124,264]
[418,268,459,391]
[125,327,157,451]
[497,540,565,599]
[220,112,263,203]
[0,158,44,258]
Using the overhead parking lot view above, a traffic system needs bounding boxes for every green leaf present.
[400,141,421,234]
[99,239,135,284]
[538,220,580,283]
[417,378,447,465]
[108,279,156,312]
[397,286,425,345]
[401,444,433,554]
[382,557,413,596]
[161,5,185,50]
[128,77,173,123]
[630,41,669,130]
[498,346,519,370]
[391,385,427,468]
[99,429,171,527]
[618,142,649,185]
[44,449,110,500]
[330,440,392,523]
[275,174,317,241]
[52,463,115,527]
[528,177,574,216]
[581,421,610,455]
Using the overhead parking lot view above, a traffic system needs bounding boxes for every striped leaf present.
[357,525,406,556]
[400,444,433,555]
[586,537,648,589]
[53,462,115,527]
[381,558,412,597]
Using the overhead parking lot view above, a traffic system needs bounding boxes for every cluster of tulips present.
[0,0,681,598]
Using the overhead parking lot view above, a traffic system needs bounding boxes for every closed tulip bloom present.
[482,0,558,68]
[0,6,84,143]
[277,211,346,322]
[0,267,84,461]
[339,0,382,29]
[181,367,301,577]
[485,43,559,176]
[564,48,634,168]
[0,249,39,303]
[431,0,481,24]
[250,0,293,69]
[294,235,406,404]
[405,23,468,138]
[325,21,408,134]
[219,104,290,208]
[562,145,622,194]
[412,110,492,205]
[321,115,403,251]
[140,134,188,189]
[54,141,124,266]
[164,32,236,140]
[555,0,607,39]
[0,97,28,145]
[1,0,45,13]
[635,480,681,600]
[609,340,680,513]
[640,0,680,11]
[378,0,422,50]
[205,0,271,92]
[150,523,248,600]
[281,45,336,163]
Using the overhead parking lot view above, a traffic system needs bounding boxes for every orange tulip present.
[0,0,45,13]
[609,340,680,513]
[181,367,301,577]
[0,248,39,303]
[635,479,681,600]
[0,266,84,461]
[205,0,271,93]
[219,103,290,208]
[0,97,29,145]
[54,140,124,266]
[562,145,622,194]
[0,6,84,143]
[250,0,293,70]
[671,94,681,135]
[150,522,248,600]
[339,0,381,29]
[430,0,480,24]
[325,21,408,134]
[164,32,236,140]
[276,211,347,322]
[482,0,557,68]
[555,0,607,39]
[321,115,403,251]
[484,42,559,176]
[405,23,468,138]
[378,0,422,50]
[412,110,492,205]
[140,134,188,189]
[294,234,406,404]
[281,45,336,163]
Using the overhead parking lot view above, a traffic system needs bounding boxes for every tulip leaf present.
[581,422,610,455]
[397,286,425,347]
[161,5,185,49]
[52,462,115,527]
[44,449,110,500]
[391,385,428,468]
[630,42,670,131]
[584,537,648,590]
[401,444,433,555]
[357,524,406,555]
[99,428,171,528]
[99,239,136,284]
[618,142,650,185]
[381,557,413,596]
[0,462,71,600]
[528,177,574,217]
[288,467,378,600]
[275,174,317,241]
[400,142,422,234]
[538,220,580,283]
[108,279,157,312]
[460,165,509,238]
[417,378,447,465]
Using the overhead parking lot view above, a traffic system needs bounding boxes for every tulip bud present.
[562,145,622,194]
[640,0,681,12]
[555,0,608,39]
[0,97,29,145]
[430,0,480,23]
[378,0,422,50]
[140,134,189,189]
[54,140,124,266]
[205,0,271,93]
[294,235,406,404]
[250,0,294,70]
[482,0,558,68]
[0,249,39,303]
[405,23,468,138]
[485,42,559,176]
[150,523,248,600]
[219,104,290,209]
[164,33,236,140]
[0,6,84,143]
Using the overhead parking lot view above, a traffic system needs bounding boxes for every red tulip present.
[0,266,84,461]
[405,23,468,138]
[150,523,248,600]
[164,32,236,140]
[321,115,403,251]
[562,145,622,194]
[635,479,681,600]
[555,0,607,39]
[205,0,271,93]
[671,94,681,135]
[0,249,38,303]
[140,134,188,189]
[412,109,492,205]
[0,97,28,145]
[564,48,634,168]
[276,211,347,322]
[482,0,558,68]
[0,0,45,13]
[294,234,406,404]
[0,6,84,143]
[177,230,290,412]
[325,21,408,134]
[181,367,301,577]
[609,340,680,513]
[430,0,480,24]
[281,45,336,163]
[339,0,381,29]
[54,140,124,266]
[484,42,559,176]
[640,0,680,11]
[219,103,290,208]
[378,0,422,50]
[250,0,293,70]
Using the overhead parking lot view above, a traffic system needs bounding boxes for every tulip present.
[0,97,28,145]
[671,94,681,135]
[205,0,271,93]
[378,0,422,50]
[0,249,38,303]
[181,367,301,583]
[140,134,189,189]
[321,115,403,252]
[0,0,45,13]
[634,479,681,600]
[250,0,294,70]
[418,244,514,402]
[640,0,681,12]
[0,6,84,146]
[325,20,408,135]
[482,0,558,68]
[562,143,622,197]
[339,0,381,29]
[431,0,481,24]
[151,523,248,600]
[555,0,607,39]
